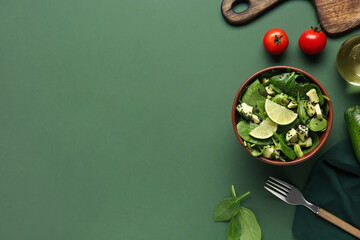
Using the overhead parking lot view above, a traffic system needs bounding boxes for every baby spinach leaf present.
[213,197,240,222]
[273,132,296,160]
[269,72,297,95]
[214,186,261,240]
[227,213,242,240]
[258,69,290,79]
[297,100,309,125]
[302,131,319,154]
[308,118,327,132]
[233,207,261,240]
[277,119,300,134]
[251,148,264,157]
[269,84,282,94]
[237,121,272,145]
[297,83,324,105]
[323,102,330,119]
[241,80,267,119]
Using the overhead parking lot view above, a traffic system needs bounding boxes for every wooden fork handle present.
[318,208,360,239]
[221,0,282,25]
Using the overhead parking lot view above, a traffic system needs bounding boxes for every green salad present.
[236,70,330,162]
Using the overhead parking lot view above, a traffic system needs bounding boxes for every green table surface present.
[0,1,359,239]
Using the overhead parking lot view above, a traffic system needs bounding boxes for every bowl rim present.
[232,66,333,166]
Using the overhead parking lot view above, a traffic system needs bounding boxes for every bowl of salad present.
[232,66,333,165]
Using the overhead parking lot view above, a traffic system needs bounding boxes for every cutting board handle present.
[221,0,283,25]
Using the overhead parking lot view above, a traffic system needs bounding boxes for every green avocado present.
[345,106,360,163]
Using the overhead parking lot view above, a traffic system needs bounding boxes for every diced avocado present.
[305,101,316,117]
[265,86,275,95]
[299,137,312,148]
[314,103,323,120]
[297,125,309,142]
[294,144,304,158]
[287,101,298,109]
[251,114,261,123]
[282,98,289,105]
[236,103,253,119]
[262,78,270,84]
[306,89,320,104]
[262,145,276,159]
[286,128,298,143]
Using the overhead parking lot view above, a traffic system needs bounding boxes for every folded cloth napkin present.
[293,138,360,240]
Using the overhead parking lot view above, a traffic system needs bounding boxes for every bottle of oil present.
[337,35,360,86]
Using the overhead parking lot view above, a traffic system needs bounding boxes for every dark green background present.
[0,0,359,239]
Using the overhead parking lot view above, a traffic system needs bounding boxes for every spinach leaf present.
[277,119,300,134]
[227,213,242,240]
[273,132,296,160]
[323,102,330,119]
[213,197,240,222]
[237,121,272,145]
[302,131,319,154]
[269,72,326,105]
[297,100,309,125]
[232,207,261,240]
[241,80,267,119]
[308,118,327,132]
[269,72,297,95]
[297,83,324,105]
[251,148,264,157]
[269,84,282,94]
[214,186,261,240]
[258,69,290,79]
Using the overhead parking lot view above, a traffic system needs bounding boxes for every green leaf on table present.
[227,212,242,240]
[213,198,240,222]
[237,121,272,145]
[241,80,267,120]
[228,207,261,240]
[214,186,261,240]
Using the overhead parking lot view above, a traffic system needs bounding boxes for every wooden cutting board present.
[221,0,360,35]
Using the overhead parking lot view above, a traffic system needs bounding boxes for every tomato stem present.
[311,24,322,32]
[274,35,283,45]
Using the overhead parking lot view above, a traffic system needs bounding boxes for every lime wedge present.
[265,99,298,125]
[249,118,278,139]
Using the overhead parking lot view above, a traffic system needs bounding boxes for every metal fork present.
[265,176,360,239]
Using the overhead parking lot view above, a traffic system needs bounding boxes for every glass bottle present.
[336,35,360,86]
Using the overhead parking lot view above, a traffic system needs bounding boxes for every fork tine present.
[269,176,292,189]
[265,182,288,196]
[267,179,290,193]
[264,186,287,202]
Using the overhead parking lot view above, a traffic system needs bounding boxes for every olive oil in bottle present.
[337,35,360,86]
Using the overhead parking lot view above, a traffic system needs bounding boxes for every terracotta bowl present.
[232,66,333,166]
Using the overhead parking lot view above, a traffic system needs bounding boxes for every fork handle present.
[318,208,360,239]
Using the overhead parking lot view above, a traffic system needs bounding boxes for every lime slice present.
[265,99,298,125]
[249,118,278,139]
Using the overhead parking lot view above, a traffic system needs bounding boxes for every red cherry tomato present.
[263,28,289,55]
[299,25,327,55]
